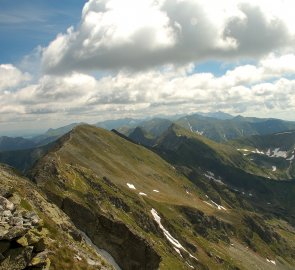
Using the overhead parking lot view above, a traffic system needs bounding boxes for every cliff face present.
[0,164,114,270]
[61,197,161,270]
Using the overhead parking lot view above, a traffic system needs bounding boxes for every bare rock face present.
[0,195,50,270]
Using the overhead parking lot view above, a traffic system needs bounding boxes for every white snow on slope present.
[245,147,291,159]
[151,208,184,249]
[211,200,227,210]
[266,258,276,265]
[153,189,160,193]
[151,208,198,263]
[203,201,214,208]
[204,171,224,185]
[253,149,264,154]
[174,248,183,258]
[203,199,227,210]
[237,149,250,152]
[272,148,288,158]
[287,155,294,161]
[127,183,136,189]
[272,166,277,172]
[139,192,147,196]
[275,131,294,135]
[195,130,204,136]
[186,118,193,132]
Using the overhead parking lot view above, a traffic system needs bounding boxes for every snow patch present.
[195,130,204,136]
[204,171,224,185]
[272,166,277,172]
[271,148,287,158]
[153,189,160,193]
[203,201,214,208]
[151,208,184,249]
[266,258,276,265]
[151,209,198,262]
[173,247,183,258]
[186,118,194,132]
[186,262,194,268]
[211,200,227,210]
[203,200,226,210]
[127,183,136,189]
[248,147,288,158]
[275,131,294,135]
[287,155,294,161]
[139,192,147,196]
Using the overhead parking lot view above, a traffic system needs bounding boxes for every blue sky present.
[0,0,85,63]
[1,0,295,135]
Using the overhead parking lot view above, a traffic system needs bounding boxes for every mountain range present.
[1,113,295,269]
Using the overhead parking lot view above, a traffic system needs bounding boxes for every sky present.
[1,0,295,135]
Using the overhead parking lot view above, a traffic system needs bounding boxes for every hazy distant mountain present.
[175,114,295,142]
[0,123,82,153]
[195,111,234,120]
[96,118,143,130]
[0,136,36,152]
[32,122,83,145]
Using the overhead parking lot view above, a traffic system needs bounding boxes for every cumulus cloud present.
[42,0,295,73]
[1,53,295,127]
[0,64,31,92]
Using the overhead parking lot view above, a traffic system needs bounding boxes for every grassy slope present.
[30,125,295,270]
[153,124,295,219]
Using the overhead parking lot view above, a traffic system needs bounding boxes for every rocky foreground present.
[0,193,50,270]
[0,164,114,270]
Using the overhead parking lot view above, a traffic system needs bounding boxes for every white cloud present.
[0,64,31,92]
[1,53,295,128]
[42,0,295,73]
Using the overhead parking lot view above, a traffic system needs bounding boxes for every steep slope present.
[153,125,295,225]
[128,127,155,147]
[0,164,114,270]
[229,131,295,179]
[154,124,268,178]
[29,125,295,270]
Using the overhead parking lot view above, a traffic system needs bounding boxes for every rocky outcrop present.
[0,195,50,270]
[180,206,234,244]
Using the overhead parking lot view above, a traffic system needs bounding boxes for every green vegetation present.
[27,124,295,269]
